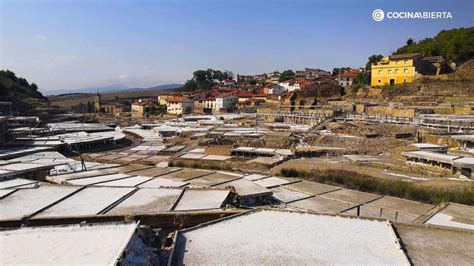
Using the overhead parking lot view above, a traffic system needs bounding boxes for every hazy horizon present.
[1,0,473,91]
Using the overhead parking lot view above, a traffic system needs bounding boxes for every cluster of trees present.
[331,67,352,75]
[365,54,384,70]
[71,101,96,113]
[394,27,474,65]
[179,69,234,91]
[278,70,295,82]
[353,72,370,85]
[0,70,50,115]
[0,70,47,101]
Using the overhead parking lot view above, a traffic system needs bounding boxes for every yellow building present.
[131,102,146,118]
[371,53,421,86]
[166,97,193,115]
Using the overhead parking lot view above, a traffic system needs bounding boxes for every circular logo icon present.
[372,9,385,22]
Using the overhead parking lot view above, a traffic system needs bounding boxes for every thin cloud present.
[118,74,128,79]
[34,34,48,40]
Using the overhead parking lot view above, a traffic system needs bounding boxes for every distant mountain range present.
[41,83,182,96]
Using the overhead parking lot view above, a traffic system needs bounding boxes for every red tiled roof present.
[215,92,236,98]
[389,53,420,60]
[340,71,360,78]
[237,91,256,98]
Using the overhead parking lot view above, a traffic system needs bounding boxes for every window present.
[378,70,382,74]
[403,79,407,83]
[388,69,392,74]
[378,79,381,83]
[404,68,408,73]
[395,61,399,65]
[395,69,399,74]
[404,60,408,64]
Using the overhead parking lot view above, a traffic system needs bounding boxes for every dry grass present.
[273,158,472,190]
[278,167,474,205]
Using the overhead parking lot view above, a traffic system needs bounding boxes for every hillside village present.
[1,27,474,265]
[79,53,465,119]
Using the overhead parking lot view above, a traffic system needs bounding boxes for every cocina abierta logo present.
[372,9,453,22]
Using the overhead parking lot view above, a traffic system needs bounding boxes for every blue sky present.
[1,0,473,91]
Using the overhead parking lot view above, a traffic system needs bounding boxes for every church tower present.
[94,91,102,113]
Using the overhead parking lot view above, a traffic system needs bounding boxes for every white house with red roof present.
[237,91,256,102]
[337,70,360,87]
[215,92,238,111]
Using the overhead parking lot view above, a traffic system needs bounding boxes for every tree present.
[365,54,384,70]
[394,27,474,65]
[406,38,414,46]
[179,68,235,91]
[0,69,49,113]
[87,101,93,113]
[30,83,39,91]
[332,67,351,76]
[224,70,234,80]
[74,102,86,113]
[279,70,295,82]
[180,79,198,92]
[353,72,370,85]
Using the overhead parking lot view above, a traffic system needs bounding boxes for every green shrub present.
[279,168,474,205]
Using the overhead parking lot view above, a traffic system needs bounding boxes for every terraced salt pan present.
[180,153,206,159]
[1,222,138,265]
[126,167,181,177]
[271,187,313,203]
[288,196,355,214]
[216,171,243,177]
[283,180,339,195]
[35,187,135,218]
[200,155,232,161]
[345,204,418,223]
[139,177,188,188]
[46,170,110,183]
[0,185,79,220]
[107,188,182,214]
[188,172,241,186]
[100,164,153,174]
[322,189,382,205]
[243,174,267,181]
[160,169,213,181]
[216,178,272,198]
[173,190,230,211]
[163,145,186,152]
[0,163,50,171]
[95,176,152,187]
[0,188,16,198]
[67,173,131,186]
[365,196,434,216]
[175,210,409,265]
[426,213,474,231]
[426,203,474,230]
[130,145,151,151]
[54,162,119,174]
[0,178,37,189]
[189,148,206,153]
[254,177,297,188]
